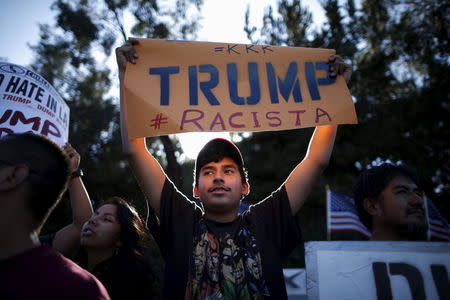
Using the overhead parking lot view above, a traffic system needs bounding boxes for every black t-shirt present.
[76,250,157,300]
[159,179,302,299]
[39,234,157,299]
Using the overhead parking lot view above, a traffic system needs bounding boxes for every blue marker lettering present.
[149,66,180,105]
[305,62,319,100]
[266,62,302,104]
[188,66,198,105]
[305,61,337,101]
[199,65,220,105]
[227,63,261,105]
[316,62,336,86]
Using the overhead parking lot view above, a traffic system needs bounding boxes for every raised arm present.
[116,39,166,217]
[284,55,351,214]
[53,143,93,257]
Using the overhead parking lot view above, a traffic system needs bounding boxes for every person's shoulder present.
[245,186,287,211]
[161,176,203,211]
[40,246,111,299]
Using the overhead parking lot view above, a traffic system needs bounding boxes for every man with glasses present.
[353,163,428,241]
[0,133,110,300]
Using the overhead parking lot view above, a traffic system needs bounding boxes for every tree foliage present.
[28,0,449,270]
[243,0,449,266]
[30,0,203,234]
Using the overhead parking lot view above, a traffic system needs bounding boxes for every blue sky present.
[0,0,325,66]
[1,0,55,65]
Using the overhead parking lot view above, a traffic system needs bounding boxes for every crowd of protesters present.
[0,40,432,300]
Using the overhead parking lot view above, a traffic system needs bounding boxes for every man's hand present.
[63,143,80,173]
[115,38,140,75]
[328,55,352,84]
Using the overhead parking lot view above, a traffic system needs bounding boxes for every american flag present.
[425,197,450,241]
[326,188,372,239]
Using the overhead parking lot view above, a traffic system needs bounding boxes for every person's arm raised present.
[284,124,337,214]
[116,39,166,217]
[53,143,93,257]
[284,55,351,214]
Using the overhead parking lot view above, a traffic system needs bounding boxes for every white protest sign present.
[0,62,70,145]
[305,241,450,300]
[283,268,307,300]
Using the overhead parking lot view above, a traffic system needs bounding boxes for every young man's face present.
[194,157,248,214]
[377,176,427,239]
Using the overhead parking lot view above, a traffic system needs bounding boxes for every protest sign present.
[0,62,70,145]
[305,241,450,300]
[283,268,307,300]
[124,39,357,138]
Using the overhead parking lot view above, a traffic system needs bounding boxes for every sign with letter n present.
[305,241,450,300]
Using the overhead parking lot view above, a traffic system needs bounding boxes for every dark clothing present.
[77,250,157,300]
[39,233,55,247]
[0,245,110,300]
[40,232,158,299]
[159,179,301,299]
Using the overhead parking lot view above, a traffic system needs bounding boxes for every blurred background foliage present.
[30,0,449,268]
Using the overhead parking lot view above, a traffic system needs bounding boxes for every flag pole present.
[423,194,431,241]
[326,184,330,241]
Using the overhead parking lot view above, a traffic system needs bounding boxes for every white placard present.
[284,268,307,300]
[305,241,450,300]
[0,62,70,145]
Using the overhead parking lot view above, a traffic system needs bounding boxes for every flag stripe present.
[327,189,372,238]
[331,223,372,236]
[426,196,450,241]
[430,231,450,240]
[330,228,372,235]
[429,221,448,229]
[429,225,450,235]
[327,189,450,241]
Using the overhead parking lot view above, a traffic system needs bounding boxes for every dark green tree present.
[28,0,203,293]
[243,0,449,266]
[29,0,203,236]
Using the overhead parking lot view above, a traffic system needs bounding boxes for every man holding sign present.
[116,39,352,299]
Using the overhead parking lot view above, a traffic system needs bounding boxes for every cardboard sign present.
[305,241,450,300]
[124,39,357,138]
[0,62,70,145]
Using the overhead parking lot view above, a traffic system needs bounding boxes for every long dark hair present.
[93,197,163,299]
[101,197,148,260]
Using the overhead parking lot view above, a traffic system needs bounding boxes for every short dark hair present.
[0,133,70,229]
[352,163,419,230]
[194,138,248,187]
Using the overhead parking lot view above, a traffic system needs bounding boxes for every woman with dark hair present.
[77,197,160,299]
[50,144,162,299]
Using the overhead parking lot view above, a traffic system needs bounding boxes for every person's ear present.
[241,183,250,197]
[364,198,382,216]
[193,185,199,198]
[0,164,29,191]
